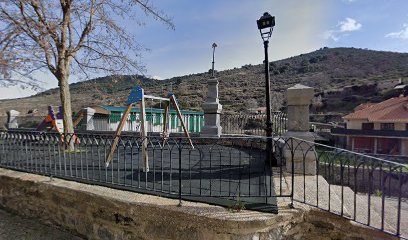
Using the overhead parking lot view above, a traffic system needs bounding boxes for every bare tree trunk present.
[57,62,75,150]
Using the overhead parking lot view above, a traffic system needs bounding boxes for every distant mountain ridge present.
[1,47,407,117]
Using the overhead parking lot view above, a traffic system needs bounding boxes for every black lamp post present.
[211,43,217,78]
[257,12,276,165]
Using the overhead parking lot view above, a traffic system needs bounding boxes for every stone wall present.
[319,163,408,198]
[0,116,7,129]
[0,168,397,240]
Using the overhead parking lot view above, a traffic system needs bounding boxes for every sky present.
[1,0,408,99]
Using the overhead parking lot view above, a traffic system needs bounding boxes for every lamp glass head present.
[257,12,275,30]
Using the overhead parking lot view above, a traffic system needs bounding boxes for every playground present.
[0,86,278,212]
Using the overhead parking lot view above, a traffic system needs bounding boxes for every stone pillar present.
[7,110,20,129]
[83,107,96,131]
[283,84,316,175]
[201,78,222,137]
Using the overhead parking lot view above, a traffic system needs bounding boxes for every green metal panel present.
[177,116,181,127]
[109,112,122,123]
[200,116,205,129]
[170,114,176,128]
[189,115,195,132]
[129,113,137,121]
[100,105,204,130]
[146,113,152,122]
[195,115,200,132]
[154,113,162,125]
[98,105,204,115]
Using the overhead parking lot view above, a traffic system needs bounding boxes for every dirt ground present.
[0,207,83,240]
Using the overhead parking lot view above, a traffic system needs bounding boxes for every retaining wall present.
[0,168,397,240]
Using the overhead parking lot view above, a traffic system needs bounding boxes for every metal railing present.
[221,112,287,136]
[284,137,408,239]
[332,127,408,137]
[0,130,285,212]
[0,130,406,238]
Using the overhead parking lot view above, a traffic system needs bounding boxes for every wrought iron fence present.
[0,130,406,238]
[221,112,287,136]
[284,137,408,238]
[0,130,285,212]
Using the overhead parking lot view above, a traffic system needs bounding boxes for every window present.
[377,138,400,155]
[380,123,394,130]
[362,123,374,130]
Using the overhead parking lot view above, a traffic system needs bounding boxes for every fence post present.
[397,167,402,236]
[178,138,182,207]
[290,138,295,208]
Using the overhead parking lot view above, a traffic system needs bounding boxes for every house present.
[77,105,204,133]
[331,96,408,156]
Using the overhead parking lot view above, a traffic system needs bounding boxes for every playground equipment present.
[72,109,86,127]
[36,106,64,132]
[105,86,194,171]
[36,106,79,144]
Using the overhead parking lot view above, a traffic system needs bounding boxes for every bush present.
[244,118,264,130]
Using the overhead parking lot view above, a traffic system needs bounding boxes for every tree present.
[245,98,258,113]
[270,91,284,112]
[0,0,173,146]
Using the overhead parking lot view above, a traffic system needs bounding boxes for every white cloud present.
[339,18,362,32]
[342,0,356,2]
[322,17,362,41]
[385,24,408,40]
[322,30,339,42]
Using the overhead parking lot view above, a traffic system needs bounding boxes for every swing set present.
[105,86,194,171]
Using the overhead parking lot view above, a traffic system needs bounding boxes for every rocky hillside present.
[1,47,407,117]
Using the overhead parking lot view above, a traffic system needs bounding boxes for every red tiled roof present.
[343,96,408,123]
[353,103,375,111]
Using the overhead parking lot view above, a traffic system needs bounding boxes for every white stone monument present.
[84,107,96,131]
[201,78,222,137]
[7,110,20,129]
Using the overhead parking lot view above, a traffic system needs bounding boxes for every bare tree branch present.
[0,0,174,140]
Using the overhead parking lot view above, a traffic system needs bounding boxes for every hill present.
[1,47,408,119]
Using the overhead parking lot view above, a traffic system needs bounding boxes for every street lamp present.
[257,12,276,165]
[211,43,217,78]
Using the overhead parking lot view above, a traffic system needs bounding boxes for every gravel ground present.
[0,208,83,240]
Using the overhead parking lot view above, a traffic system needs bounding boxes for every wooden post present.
[105,104,133,167]
[170,95,194,148]
[162,102,170,145]
[72,110,84,127]
[140,97,149,172]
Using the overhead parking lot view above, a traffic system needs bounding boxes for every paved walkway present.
[0,208,83,240]
[273,173,408,238]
